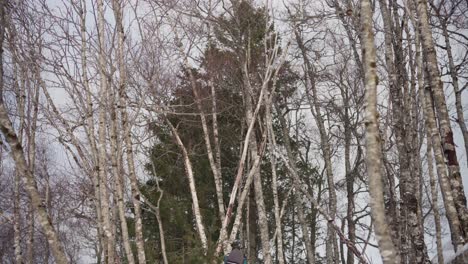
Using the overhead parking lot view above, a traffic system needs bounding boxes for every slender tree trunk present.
[148,160,169,264]
[265,95,285,264]
[13,60,25,264]
[167,120,208,253]
[296,191,315,264]
[190,73,225,224]
[248,188,257,264]
[241,63,272,264]
[0,9,67,262]
[360,0,399,262]
[379,0,429,261]
[96,0,115,261]
[439,17,468,166]
[108,69,135,264]
[415,0,468,238]
[409,3,465,248]
[77,0,104,256]
[110,1,146,263]
[294,29,338,263]
[26,65,40,264]
[426,129,444,264]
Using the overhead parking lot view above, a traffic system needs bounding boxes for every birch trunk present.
[296,191,315,264]
[108,64,135,264]
[0,10,67,262]
[13,59,24,264]
[96,0,116,261]
[241,64,272,264]
[415,0,468,236]
[426,130,444,264]
[148,161,169,264]
[378,0,429,261]
[360,0,399,262]
[166,120,208,253]
[78,0,104,256]
[26,64,40,264]
[438,16,468,167]
[422,83,463,248]
[265,94,285,264]
[190,73,225,224]
[112,4,147,262]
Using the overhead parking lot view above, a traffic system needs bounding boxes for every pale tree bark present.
[0,5,67,263]
[112,0,147,261]
[12,59,24,264]
[77,0,105,257]
[148,160,169,264]
[415,0,468,237]
[295,191,315,264]
[25,59,40,264]
[360,0,399,262]
[426,130,444,264]
[108,46,135,264]
[437,12,468,166]
[166,119,208,253]
[265,93,285,264]
[214,37,287,258]
[96,0,116,261]
[422,80,464,249]
[241,62,272,264]
[409,2,464,252]
[189,71,225,224]
[338,74,356,264]
[378,0,429,261]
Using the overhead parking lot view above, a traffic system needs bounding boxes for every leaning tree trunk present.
[241,64,272,263]
[166,120,208,253]
[360,0,399,262]
[415,0,468,238]
[0,3,68,263]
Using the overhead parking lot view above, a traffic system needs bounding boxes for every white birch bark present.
[96,0,116,261]
[0,16,68,262]
[360,0,399,262]
[414,0,468,235]
[110,1,145,263]
[426,131,444,264]
[190,72,225,224]
[166,119,208,253]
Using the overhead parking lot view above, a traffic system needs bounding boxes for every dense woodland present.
[0,0,467,263]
